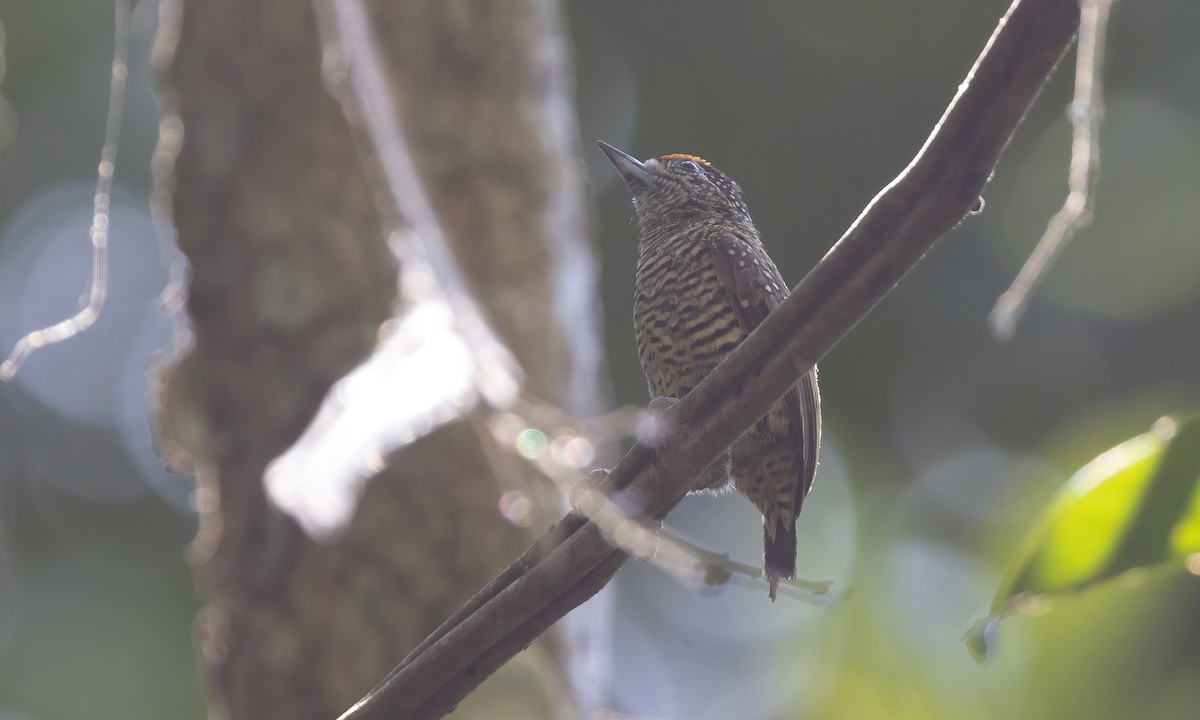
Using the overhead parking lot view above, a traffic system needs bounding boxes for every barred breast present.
[632,234,747,401]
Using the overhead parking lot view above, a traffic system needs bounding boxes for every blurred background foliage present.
[2,1,1199,719]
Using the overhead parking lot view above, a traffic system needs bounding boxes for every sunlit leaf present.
[966,414,1200,660]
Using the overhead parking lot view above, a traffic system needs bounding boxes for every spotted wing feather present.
[707,232,821,509]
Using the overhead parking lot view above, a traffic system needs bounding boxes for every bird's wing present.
[708,232,821,508]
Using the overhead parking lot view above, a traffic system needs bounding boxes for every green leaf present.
[966,414,1200,661]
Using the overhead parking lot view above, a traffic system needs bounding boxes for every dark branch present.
[341,0,1080,717]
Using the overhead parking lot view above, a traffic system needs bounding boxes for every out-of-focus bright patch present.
[967,413,1200,660]
[516,427,548,459]
[265,299,517,539]
[989,97,1200,323]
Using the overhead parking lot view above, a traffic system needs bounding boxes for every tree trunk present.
[152,0,602,717]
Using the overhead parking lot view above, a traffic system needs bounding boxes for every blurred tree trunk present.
[153,0,602,718]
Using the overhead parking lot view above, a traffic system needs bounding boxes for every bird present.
[598,140,821,600]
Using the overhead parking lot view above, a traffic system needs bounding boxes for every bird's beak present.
[598,141,660,190]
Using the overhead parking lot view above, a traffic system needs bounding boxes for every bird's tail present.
[763,519,797,601]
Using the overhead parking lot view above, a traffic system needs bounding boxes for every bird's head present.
[598,141,751,236]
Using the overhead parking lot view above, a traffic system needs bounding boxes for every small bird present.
[599,141,821,600]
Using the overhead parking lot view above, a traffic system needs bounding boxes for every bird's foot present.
[637,396,678,446]
[648,395,679,413]
[697,451,733,493]
[569,467,610,515]
[586,467,611,485]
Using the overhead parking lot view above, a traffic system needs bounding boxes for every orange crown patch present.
[659,153,711,166]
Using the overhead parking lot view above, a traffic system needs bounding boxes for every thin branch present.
[654,526,838,603]
[484,399,838,600]
[310,0,521,405]
[341,0,1081,717]
[990,0,1113,340]
[0,0,131,380]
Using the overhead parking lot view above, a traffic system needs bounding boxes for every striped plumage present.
[599,142,821,599]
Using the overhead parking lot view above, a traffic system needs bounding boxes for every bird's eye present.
[676,159,703,174]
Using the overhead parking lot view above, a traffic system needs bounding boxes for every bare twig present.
[654,527,837,603]
[310,0,520,404]
[267,0,527,538]
[990,0,1114,340]
[488,402,839,601]
[341,0,1081,717]
[0,0,131,380]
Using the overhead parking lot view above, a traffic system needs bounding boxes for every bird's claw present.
[569,468,610,514]
[648,396,679,413]
[586,467,611,486]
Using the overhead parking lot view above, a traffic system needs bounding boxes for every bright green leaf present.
[966,414,1200,660]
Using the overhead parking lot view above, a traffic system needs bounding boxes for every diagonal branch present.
[341,0,1081,718]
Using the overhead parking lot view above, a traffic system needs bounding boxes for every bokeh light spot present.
[552,433,595,468]
[516,427,548,459]
[488,412,524,445]
[498,490,535,528]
